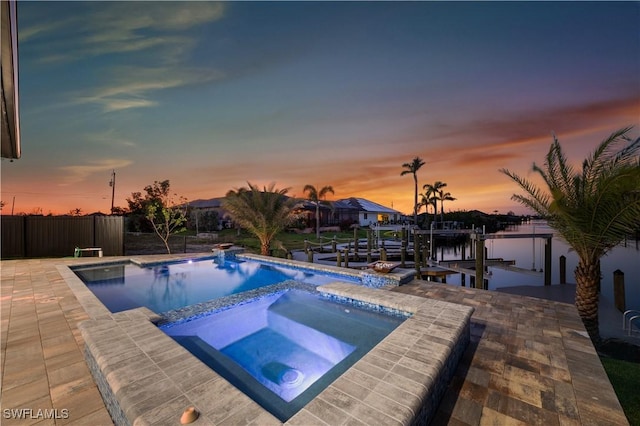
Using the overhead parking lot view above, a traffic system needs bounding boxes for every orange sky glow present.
[2,2,639,217]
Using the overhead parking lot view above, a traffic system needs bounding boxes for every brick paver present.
[0,257,631,425]
[1,259,112,425]
[392,281,629,426]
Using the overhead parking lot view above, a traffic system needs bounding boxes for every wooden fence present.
[1,215,124,258]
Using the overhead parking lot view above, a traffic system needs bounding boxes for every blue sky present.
[2,1,639,215]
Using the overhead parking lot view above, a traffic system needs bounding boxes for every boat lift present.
[469,230,554,289]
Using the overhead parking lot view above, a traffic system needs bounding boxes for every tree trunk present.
[261,242,270,256]
[316,204,320,240]
[432,203,437,224]
[413,175,418,227]
[574,257,601,345]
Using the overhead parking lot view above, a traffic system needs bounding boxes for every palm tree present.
[401,157,425,226]
[501,127,640,343]
[303,184,335,239]
[423,181,446,225]
[420,189,438,224]
[222,182,302,256]
[439,191,456,223]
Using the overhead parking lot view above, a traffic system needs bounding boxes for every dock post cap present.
[180,406,199,424]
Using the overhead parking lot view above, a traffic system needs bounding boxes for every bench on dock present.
[74,247,103,258]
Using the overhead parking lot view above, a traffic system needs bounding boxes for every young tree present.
[303,184,335,239]
[126,180,172,232]
[126,180,186,253]
[401,157,425,227]
[501,127,640,343]
[145,187,188,254]
[222,183,302,255]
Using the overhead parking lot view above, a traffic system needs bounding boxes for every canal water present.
[434,221,640,310]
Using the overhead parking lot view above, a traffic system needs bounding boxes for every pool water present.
[161,289,407,421]
[72,258,358,313]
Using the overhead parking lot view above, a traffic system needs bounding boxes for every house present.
[334,198,405,227]
[186,198,231,230]
[187,195,405,230]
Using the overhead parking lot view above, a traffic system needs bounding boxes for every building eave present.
[1,0,21,160]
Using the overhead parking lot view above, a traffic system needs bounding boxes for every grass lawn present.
[217,228,370,255]
[601,356,640,425]
[125,228,371,255]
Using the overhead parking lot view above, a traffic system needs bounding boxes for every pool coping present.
[60,255,474,425]
[237,253,417,287]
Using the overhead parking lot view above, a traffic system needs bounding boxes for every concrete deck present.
[1,255,632,425]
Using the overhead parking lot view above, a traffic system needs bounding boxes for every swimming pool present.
[161,288,407,421]
[72,257,359,314]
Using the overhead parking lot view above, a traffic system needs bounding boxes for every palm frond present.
[502,127,640,256]
[546,136,578,206]
[582,127,635,196]
[499,168,551,216]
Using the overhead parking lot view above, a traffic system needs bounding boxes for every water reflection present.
[433,222,639,309]
[147,265,189,311]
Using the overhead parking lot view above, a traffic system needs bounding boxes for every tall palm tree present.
[303,184,335,239]
[401,157,425,226]
[222,182,302,256]
[423,181,446,225]
[501,127,640,343]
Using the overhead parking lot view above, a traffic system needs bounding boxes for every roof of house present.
[188,198,223,209]
[337,197,401,214]
[189,195,402,215]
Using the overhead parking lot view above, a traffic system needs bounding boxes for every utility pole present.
[109,170,116,214]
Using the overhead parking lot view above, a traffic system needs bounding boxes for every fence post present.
[353,227,359,252]
[475,237,485,290]
[307,249,314,263]
[380,247,387,261]
[336,250,342,267]
[559,255,566,284]
[613,269,625,312]
[414,249,421,279]
[343,249,349,268]
[422,245,429,267]
[544,237,552,286]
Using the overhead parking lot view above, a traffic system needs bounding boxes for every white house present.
[335,198,405,227]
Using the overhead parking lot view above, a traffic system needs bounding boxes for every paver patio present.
[0,256,630,425]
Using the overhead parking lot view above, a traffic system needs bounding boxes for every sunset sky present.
[1,1,639,216]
